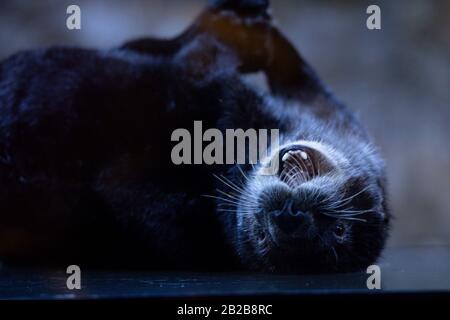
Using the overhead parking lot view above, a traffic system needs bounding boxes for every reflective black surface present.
[0,246,449,300]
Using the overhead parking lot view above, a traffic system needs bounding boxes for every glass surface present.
[1,246,449,300]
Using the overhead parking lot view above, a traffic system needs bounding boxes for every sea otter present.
[0,0,390,272]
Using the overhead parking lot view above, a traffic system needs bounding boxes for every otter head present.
[225,139,390,273]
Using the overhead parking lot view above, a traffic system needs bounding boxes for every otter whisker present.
[282,166,303,187]
[289,154,309,181]
[236,164,252,184]
[322,186,372,210]
[321,212,367,222]
[212,174,260,206]
[332,213,369,218]
[325,209,374,216]
[201,195,258,209]
[213,174,245,194]
[336,185,371,204]
[216,188,259,205]
[217,209,255,214]
[290,163,308,184]
[286,159,307,179]
[311,186,323,203]
[219,174,249,195]
[340,217,367,222]
[316,187,342,206]
[288,170,303,187]
[216,184,259,202]
[216,189,243,202]
[290,169,305,187]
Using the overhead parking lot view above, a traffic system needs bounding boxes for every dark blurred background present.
[0,0,449,247]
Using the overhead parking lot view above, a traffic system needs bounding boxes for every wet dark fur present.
[0,0,390,272]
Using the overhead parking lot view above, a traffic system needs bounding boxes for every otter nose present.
[270,200,307,234]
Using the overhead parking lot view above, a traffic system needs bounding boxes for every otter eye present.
[334,224,345,238]
[256,230,266,242]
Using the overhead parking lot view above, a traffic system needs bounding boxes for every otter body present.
[0,1,390,272]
